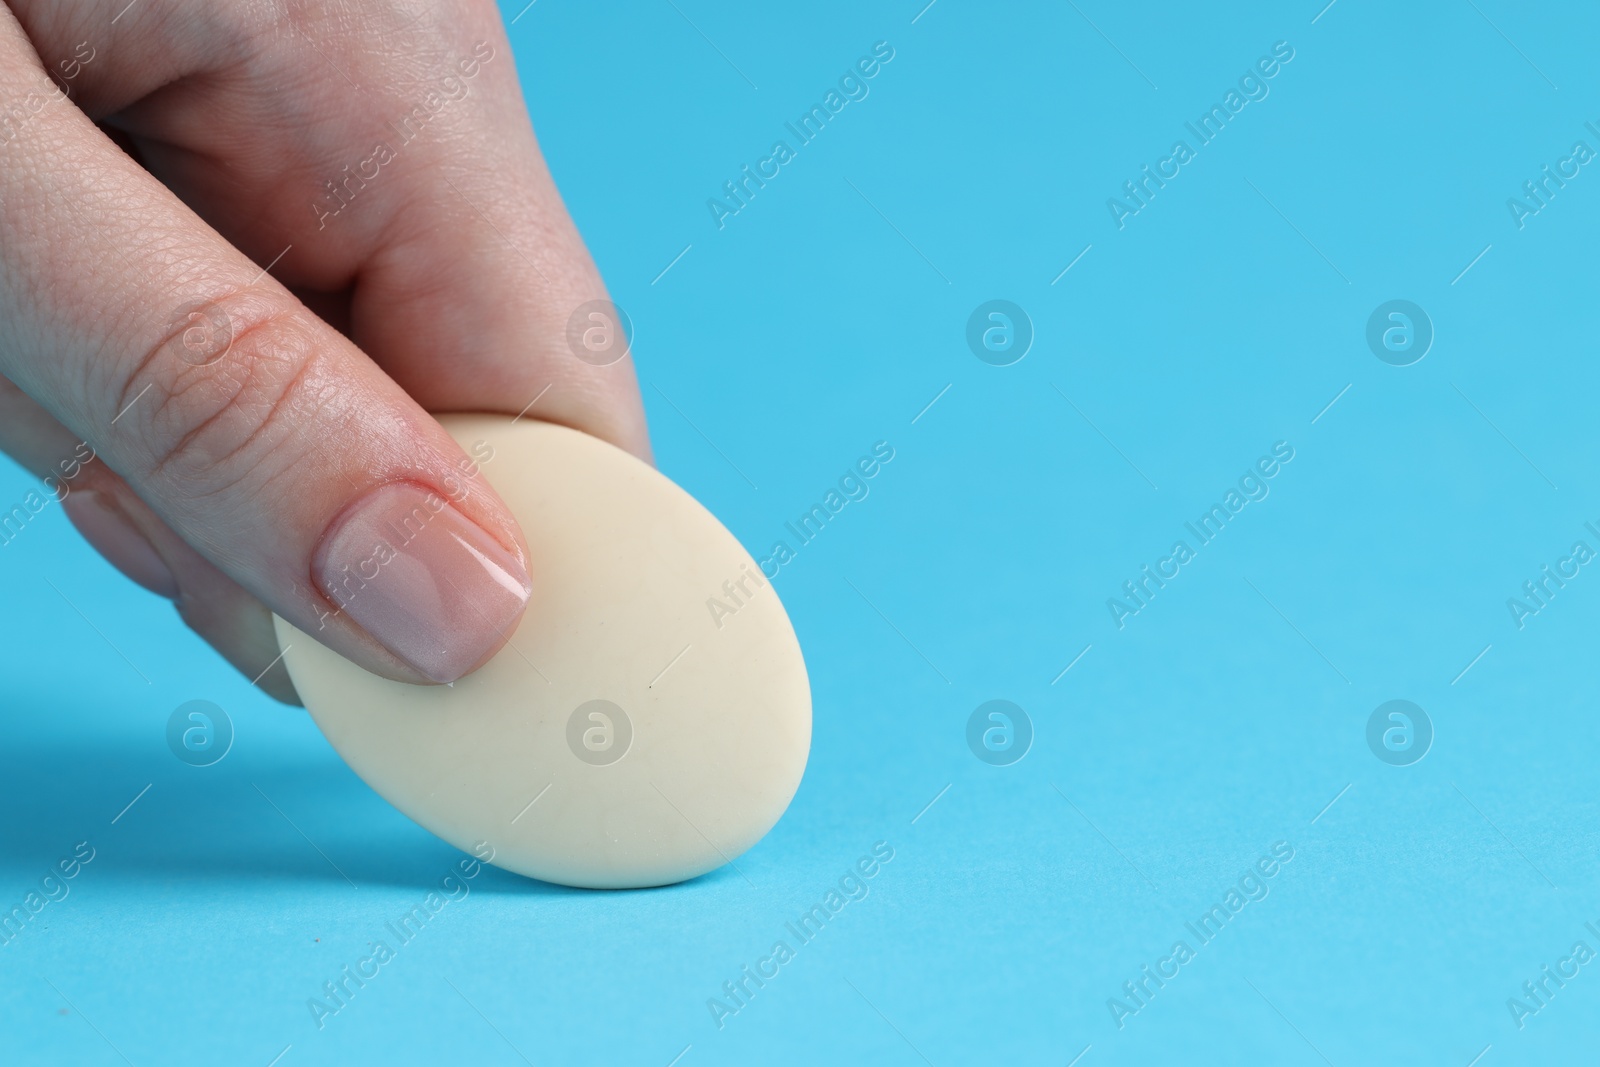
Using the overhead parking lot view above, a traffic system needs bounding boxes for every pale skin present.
[0,0,649,702]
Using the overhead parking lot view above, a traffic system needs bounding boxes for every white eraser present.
[275,415,811,888]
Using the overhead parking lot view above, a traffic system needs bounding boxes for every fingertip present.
[310,480,531,684]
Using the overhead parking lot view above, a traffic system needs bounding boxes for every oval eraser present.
[273,415,811,889]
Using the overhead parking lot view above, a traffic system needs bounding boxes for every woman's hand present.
[0,0,648,702]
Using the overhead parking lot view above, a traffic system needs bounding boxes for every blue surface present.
[5,1,1600,1063]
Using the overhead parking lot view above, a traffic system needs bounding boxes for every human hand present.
[0,0,648,702]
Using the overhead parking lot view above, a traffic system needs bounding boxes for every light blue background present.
[4,1,1600,1063]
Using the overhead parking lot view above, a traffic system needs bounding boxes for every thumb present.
[0,32,530,686]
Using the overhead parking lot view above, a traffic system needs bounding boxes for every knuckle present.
[124,296,329,496]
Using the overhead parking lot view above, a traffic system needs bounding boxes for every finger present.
[64,486,305,705]
[0,14,532,687]
[0,376,299,702]
[22,0,650,458]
